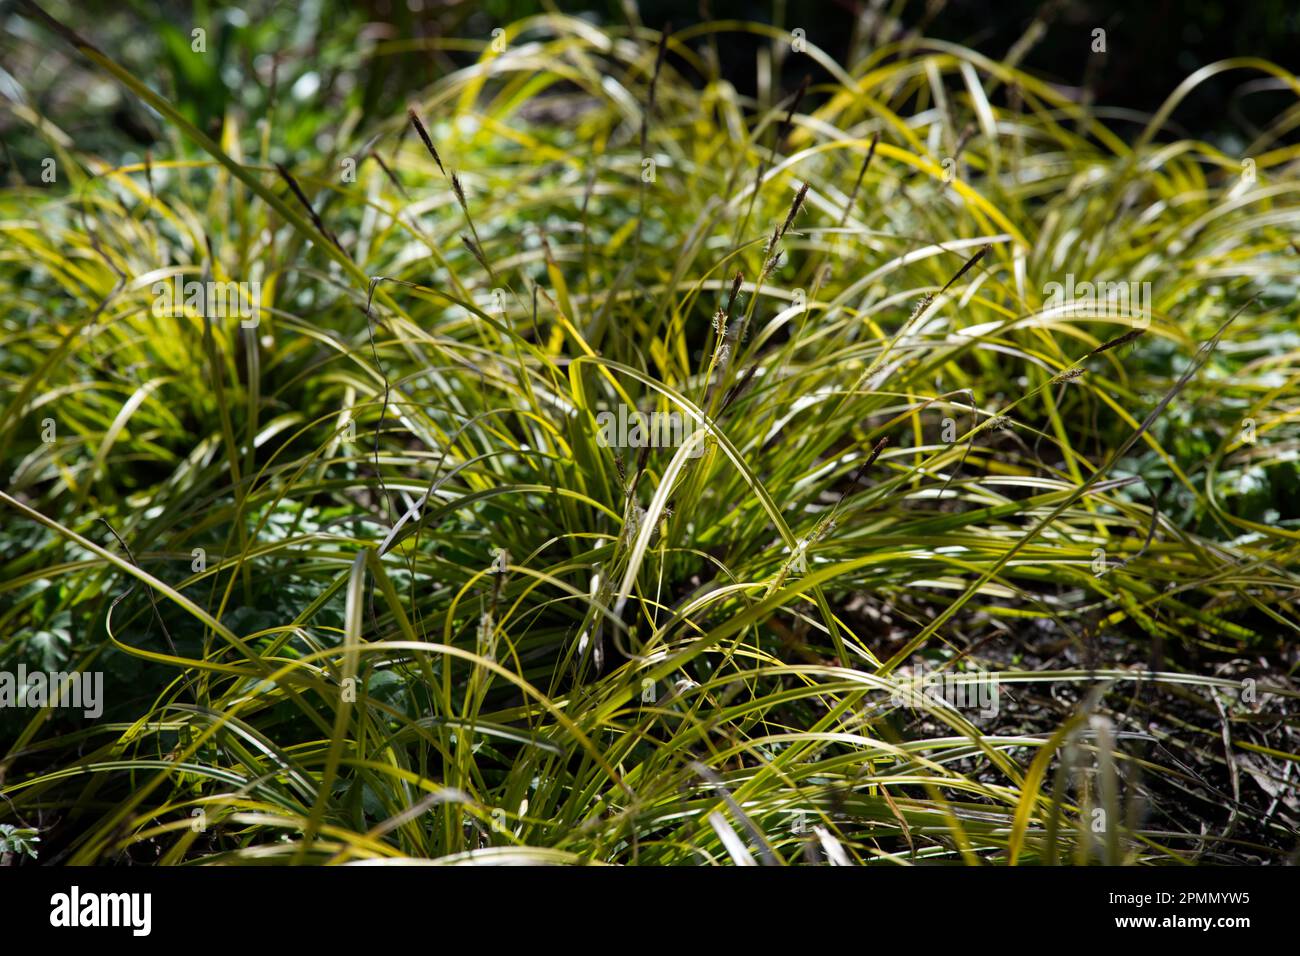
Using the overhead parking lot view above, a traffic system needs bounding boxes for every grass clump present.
[1,7,1299,865]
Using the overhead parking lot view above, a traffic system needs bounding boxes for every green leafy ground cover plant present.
[1,5,1298,865]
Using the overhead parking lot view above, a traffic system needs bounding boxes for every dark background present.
[4,0,1299,176]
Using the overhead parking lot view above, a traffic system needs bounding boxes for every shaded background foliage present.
[5,0,1300,180]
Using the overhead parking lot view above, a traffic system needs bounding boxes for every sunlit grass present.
[2,7,1299,865]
